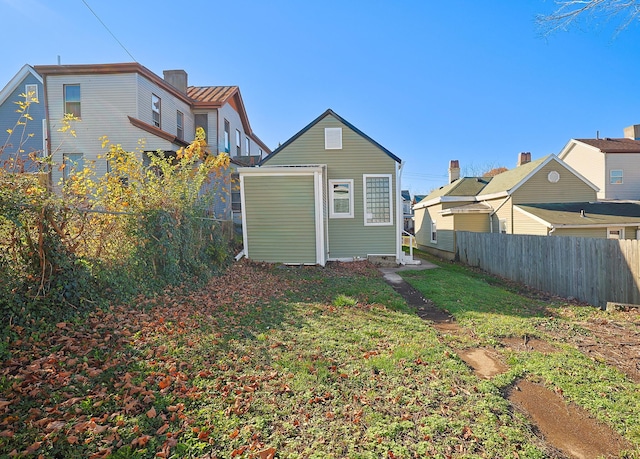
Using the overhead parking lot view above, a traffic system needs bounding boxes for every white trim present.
[328,179,354,218]
[0,64,43,107]
[324,127,342,149]
[238,165,325,177]
[430,220,437,243]
[396,161,404,263]
[514,205,553,228]
[314,169,326,266]
[607,227,625,239]
[514,205,640,229]
[239,174,249,259]
[413,195,474,210]
[363,173,393,226]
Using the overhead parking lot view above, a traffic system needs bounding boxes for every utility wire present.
[81,0,137,62]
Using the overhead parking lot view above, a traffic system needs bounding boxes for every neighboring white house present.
[34,62,270,220]
[558,125,640,201]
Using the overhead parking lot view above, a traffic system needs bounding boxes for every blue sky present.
[2,0,640,194]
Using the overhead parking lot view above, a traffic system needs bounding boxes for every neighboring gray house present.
[239,109,413,266]
[0,65,45,172]
[33,62,269,221]
[558,126,640,201]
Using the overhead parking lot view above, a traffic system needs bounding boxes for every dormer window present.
[325,128,342,150]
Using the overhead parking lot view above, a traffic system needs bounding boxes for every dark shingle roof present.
[423,177,491,201]
[518,202,640,226]
[576,138,640,153]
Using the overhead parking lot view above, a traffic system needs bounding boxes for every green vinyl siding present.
[265,114,397,258]
[512,161,597,204]
[243,175,317,264]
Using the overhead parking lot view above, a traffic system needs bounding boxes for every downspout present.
[396,160,405,264]
[489,195,510,233]
[548,226,556,235]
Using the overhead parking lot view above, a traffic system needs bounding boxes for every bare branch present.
[537,0,640,35]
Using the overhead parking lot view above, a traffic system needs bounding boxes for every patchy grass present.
[0,260,556,458]
[401,252,640,452]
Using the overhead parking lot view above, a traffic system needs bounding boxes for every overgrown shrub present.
[0,125,233,329]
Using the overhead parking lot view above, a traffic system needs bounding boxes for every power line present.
[81,0,137,62]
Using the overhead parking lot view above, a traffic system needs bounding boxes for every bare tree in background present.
[538,0,640,34]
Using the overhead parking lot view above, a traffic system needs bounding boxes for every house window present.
[499,219,507,234]
[25,84,38,101]
[236,129,241,156]
[62,153,84,179]
[325,128,342,150]
[231,173,241,212]
[152,94,161,128]
[363,174,392,226]
[610,170,623,185]
[329,179,354,218]
[259,148,263,159]
[224,119,230,153]
[430,220,437,243]
[176,111,184,140]
[245,136,250,155]
[608,228,624,239]
[64,84,81,118]
[195,114,208,142]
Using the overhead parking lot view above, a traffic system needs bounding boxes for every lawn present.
[1,257,639,458]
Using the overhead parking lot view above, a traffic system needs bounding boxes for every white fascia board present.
[314,168,326,266]
[474,191,509,201]
[413,196,477,210]
[440,207,492,216]
[238,165,325,177]
[0,64,43,106]
[514,205,553,228]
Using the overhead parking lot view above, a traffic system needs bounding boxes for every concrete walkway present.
[379,259,438,284]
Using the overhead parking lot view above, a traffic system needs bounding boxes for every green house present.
[238,109,407,266]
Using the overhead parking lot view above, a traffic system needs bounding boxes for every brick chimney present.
[448,160,460,183]
[163,69,188,95]
[517,152,531,167]
[624,124,640,140]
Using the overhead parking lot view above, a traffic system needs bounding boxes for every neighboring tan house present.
[33,62,269,221]
[558,125,640,201]
[0,65,45,172]
[238,109,409,266]
[412,153,630,258]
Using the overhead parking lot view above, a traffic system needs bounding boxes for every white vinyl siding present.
[363,174,393,226]
[46,72,193,184]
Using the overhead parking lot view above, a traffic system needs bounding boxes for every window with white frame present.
[363,174,392,225]
[223,119,230,153]
[610,170,623,185]
[236,129,241,156]
[329,179,354,218]
[499,219,507,234]
[176,111,184,140]
[64,84,81,118]
[430,220,437,243]
[25,84,38,101]
[325,128,342,150]
[62,153,84,179]
[152,94,161,128]
[607,228,624,239]
[245,136,250,155]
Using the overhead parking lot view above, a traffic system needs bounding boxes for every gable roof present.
[0,64,42,106]
[33,62,271,155]
[516,202,640,227]
[423,177,491,201]
[262,109,401,165]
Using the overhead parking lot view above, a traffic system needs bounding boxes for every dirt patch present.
[381,271,634,458]
[502,337,559,354]
[507,379,631,459]
[457,348,507,378]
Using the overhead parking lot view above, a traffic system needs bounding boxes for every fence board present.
[455,232,640,309]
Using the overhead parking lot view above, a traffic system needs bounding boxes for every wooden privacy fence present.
[455,231,640,309]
